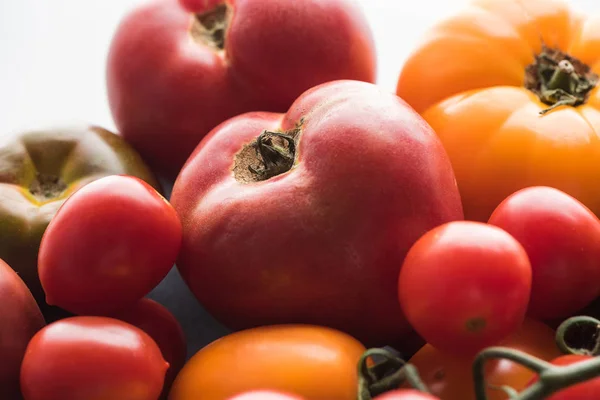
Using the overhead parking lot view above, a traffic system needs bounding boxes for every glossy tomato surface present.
[20,316,168,400]
[38,175,182,316]
[529,355,600,399]
[374,390,440,400]
[168,325,366,400]
[0,126,159,317]
[227,392,304,400]
[171,80,463,346]
[0,259,45,399]
[397,0,600,221]
[489,186,600,319]
[107,0,376,177]
[114,298,187,399]
[407,319,562,400]
[398,221,532,355]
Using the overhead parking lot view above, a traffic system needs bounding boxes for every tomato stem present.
[555,316,600,356]
[473,345,600,399]
[357,348,430,400]
[247,124,301,181]
[191,3,230,50]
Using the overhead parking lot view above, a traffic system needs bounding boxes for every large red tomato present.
[170,80,464,346]
[0,259,45,399]
[399,221,532,355]
[489,186,600,320]
[38,175,182,316]
[107,0,376,178]
[20,316,168,400]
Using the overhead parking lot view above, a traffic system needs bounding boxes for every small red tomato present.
[398,221,532,355]
[529,355,600,399]
[227,391,304,400]
[20,316,168,400]
[374,390,440,400]
[488,186,600,320]
[113,298,186,399]
[38,175,182,316]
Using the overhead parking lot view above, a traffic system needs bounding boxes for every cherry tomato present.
[374,390,440,400]
[20,316,168,400]
[407,318,562,400]
[398,221,532,355]
[528,355,600,399]
[113,298,186,399]
[227,391,304,400]
[488,186,600,320]
[169,325,366,400]
[38,175,182,316]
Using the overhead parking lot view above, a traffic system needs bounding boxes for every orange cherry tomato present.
[396,0,600,221]
[406,318,562,400]
[168,325,366,400]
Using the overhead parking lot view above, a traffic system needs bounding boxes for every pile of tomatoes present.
[4,0,600,399]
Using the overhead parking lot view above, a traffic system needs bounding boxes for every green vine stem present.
[473,346,600,400]
[357,348,430,400]
[555,316,600,356]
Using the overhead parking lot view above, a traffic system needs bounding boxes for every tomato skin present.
[396,0,600,222]
[171,80,463,346]
[374,390,440,400]
[529,355,600,399]
[0,126,158,317]
[0,259,45,399]
[107,0,376,178]
[227,392,304,400]
[168,325,366,400]
[38,175,182,316]
[113,298,186,399]
[488,186,600,319]
[398,221,532,355]
[20,316,168,400]
[408,318,562,400]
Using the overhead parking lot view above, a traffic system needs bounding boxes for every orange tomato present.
[168,325,366,400]
[396,0,600,221]
[406,318,562,400]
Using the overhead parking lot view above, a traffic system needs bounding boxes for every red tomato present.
[113,298,186,399]
[227,391,304,400]
[107,0,376,178]
[408,318,562,400]
[170,80,463,346]
[398,221,532,355]
[488,186,600,320]
[38,175,182,316]
[20,316,168,400]
[374,390,440,400]
[529,355,600,399]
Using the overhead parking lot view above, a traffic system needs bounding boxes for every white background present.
[0,0,597,137]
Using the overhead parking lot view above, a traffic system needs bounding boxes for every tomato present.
[38,175,182,316]
[396,0,600,222]
[488,186,600,319]
[374,390,440,400]
[170,80,463,346]
[407,318,562,400]
[227,392,304,400]
[0,259,45,399]
[0,126,159,318]
[398,221,532,355]
[20,316,168,400]
[113,298,186,399]
[528,355,600,399]
[107,0,376,178]
[168,325,366,400]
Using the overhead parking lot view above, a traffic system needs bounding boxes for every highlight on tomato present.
[374,390,440,400]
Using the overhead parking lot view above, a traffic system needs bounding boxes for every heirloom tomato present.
[20,316,168,400]
[107,0,376,178]
[398,221,532,355]
[168,325,366,400]
[38,175,181,316]
[171,80,463,346]
[0,126,158,317]
[397,0,600,221]
[407,319,561,400]
[489,186,600,320]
